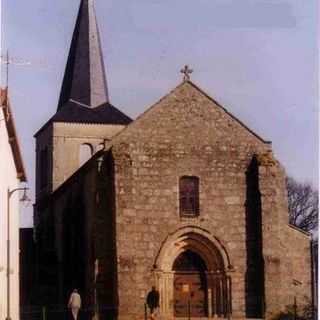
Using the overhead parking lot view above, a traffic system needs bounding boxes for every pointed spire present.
[57,0,109,110]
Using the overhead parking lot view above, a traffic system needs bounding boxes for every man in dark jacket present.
[146,286,160,318]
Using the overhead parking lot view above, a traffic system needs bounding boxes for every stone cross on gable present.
[180,65,193,81]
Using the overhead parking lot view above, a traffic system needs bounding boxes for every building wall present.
[40,151,118,312]
[258,163,312,317]
[286,226,312,309]
[19,228,35,306]
[258,160,293,315]
[111,82,275,320]
[312,240,318,311]
[35,123,53,201]
[35,154,101,307]
[0,107,21,320]
[35,122,125,202]
[35,82,312,320]
[53,160,98,306]
[52,122,125,191]
[34,120,125,307]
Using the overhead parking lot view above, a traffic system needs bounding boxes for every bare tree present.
[287,177,318,232]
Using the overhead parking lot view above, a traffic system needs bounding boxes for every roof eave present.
[186,80,271,145]
[1,89,27,182]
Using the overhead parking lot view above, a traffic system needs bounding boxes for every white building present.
[0,88,27,320]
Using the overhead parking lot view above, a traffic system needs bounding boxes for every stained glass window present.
[179,176,199,216]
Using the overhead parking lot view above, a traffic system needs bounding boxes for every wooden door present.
[174,272,207,317]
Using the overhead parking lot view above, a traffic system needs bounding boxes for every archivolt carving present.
[154,226,232,272]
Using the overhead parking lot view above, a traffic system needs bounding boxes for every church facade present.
[34,1,312,320]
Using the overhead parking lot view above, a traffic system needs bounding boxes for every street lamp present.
[6,186,30,320]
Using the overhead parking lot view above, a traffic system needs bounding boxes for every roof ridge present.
[109,80,271,145]
[186,80,271,144]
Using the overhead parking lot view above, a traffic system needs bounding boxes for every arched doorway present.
[154,227,233,318]
[173,250,208,317]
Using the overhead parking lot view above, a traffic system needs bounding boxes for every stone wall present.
[52,155,99,306]
[258,158,290,317]
[286,225,312,311]
[35,123,53,200]
[34,81,312,320]
[111,81,272,319]
[94,152,119,317]
[34,152,100,307]
[258,158,312,318]
[52,122,125,191]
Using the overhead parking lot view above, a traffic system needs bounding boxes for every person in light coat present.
[68,289,82,320]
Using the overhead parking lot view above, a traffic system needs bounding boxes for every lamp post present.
[6,187,30,320]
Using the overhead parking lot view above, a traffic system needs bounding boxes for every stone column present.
[167,273,174,316]
[226,275,231,318]
[158,272,174,317]
[212,275,217,317]
[208,287,213,317]
[257,151,289,319]
[219,277,224,317]
[207,272,213,317]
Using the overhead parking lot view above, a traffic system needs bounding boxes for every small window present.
[40,148,48,188]
[179,176,199,216]
[79,143,93,166]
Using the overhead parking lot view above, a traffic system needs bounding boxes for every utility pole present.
[1,50,31,89]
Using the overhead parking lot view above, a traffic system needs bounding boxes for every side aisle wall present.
[286,226,312,310]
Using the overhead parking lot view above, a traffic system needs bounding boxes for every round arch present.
[79,143,93,166]
[154,226,232,273]
[153,226,233,318]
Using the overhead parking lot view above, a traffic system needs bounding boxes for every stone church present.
[34,0,312,319]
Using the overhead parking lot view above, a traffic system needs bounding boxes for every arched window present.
[79,143,93,166]
[96,143,104,152]
[179,176,199,216]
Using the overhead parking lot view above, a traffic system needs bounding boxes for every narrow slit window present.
[179,176,199,216]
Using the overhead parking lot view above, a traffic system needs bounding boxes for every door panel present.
[174,273,207,317]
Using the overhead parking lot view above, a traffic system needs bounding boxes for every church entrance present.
[173,250,208,317]
[155,228,232,318]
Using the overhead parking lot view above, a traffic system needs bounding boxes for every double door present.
[174,272,207,317]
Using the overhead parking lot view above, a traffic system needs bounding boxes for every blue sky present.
[2,0,318,227]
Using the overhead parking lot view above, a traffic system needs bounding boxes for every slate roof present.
[35,100,132,136]
[53,100,132,124]
[35,0,132,136]
[58,0,109,110]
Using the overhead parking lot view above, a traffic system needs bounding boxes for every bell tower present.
[34,0,131,204]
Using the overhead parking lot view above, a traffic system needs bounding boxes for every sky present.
[1,0,318,227]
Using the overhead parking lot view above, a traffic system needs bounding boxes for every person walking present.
[68,289,82,320]
[146,286,160,319]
